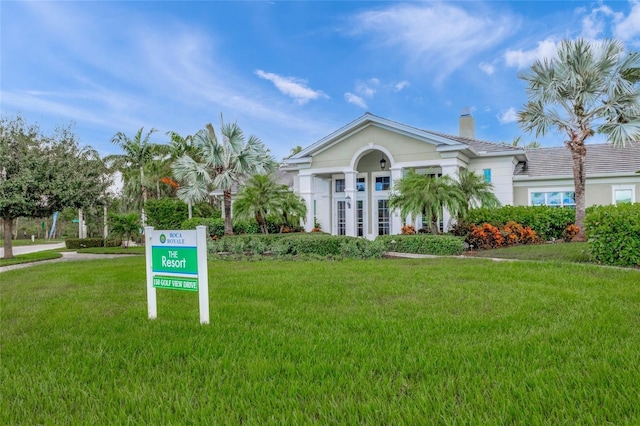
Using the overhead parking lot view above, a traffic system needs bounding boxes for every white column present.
[344,170,357,237]
[390,167,403,235]
[441,164,458,232]
[299,174,315,232]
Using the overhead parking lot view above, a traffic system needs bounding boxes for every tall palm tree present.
[455,169,500,220]
[164,131,200,219]
[171,116,275,235]
[518,39,640,241]
[106,127,160,227]
[388,169,464,234]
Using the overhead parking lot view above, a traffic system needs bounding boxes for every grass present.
[0,250,62,267]
[2,257,639,424]
[77,246,145,255]
[472,241,592,263]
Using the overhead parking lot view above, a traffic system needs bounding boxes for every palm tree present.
[164,131,200,219]
[455,169,500,220]
[171,116,275,235]
[108,212,141,248]
[232,174,283,234]
[233,174,307,234]
[106,127,160,227]
[388,169,464,234]
[518,39,640,241]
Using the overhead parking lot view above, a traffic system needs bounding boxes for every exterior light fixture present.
[380,157,386,170]
[345,195,352,208]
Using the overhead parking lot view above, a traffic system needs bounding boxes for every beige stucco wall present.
[310,125,440,169]
[468,156,516,206]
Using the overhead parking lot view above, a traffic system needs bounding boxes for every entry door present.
[356,199,365,237]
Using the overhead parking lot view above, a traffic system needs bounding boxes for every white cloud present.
[504,38,558,69]
[478,62,495,75]
[497,107,518,124]
[394,80,410,91]
[255,70,328,104]
[350,3,518,83]
[613,0,640,42]
[355,78,379,98]
[344,92,368,109]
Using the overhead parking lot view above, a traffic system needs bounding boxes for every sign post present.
[145,226,209,324]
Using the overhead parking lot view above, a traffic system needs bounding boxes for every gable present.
[310,124,441,169]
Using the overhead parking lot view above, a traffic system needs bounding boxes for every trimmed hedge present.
[181,217,225,238]
[466,206,575,240]
[145,198,188,229]
[208,233,385,259]
[585,203,640,267]
[65,238,122,249]
[376,234,465,255]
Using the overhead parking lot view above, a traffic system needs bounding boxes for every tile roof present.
[424,130,524,153]
[515,143,640,177]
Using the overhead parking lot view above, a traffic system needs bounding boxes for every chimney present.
[459,107,475,139]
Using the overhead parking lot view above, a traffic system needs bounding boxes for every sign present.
[145,226,209,324]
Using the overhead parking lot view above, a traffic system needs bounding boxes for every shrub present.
[181,217,225,238]
[585,203,640,267]
[563,224,580,242]
[339,238,386,259]
[401,225,416,235]
[65,238,105,249]
[468,223,504,250]
[466,206,574,240]
[376,235,465,255]
[145,198,188,229]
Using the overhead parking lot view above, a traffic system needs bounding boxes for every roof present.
[515,143,640,178]
[287,113,525,166]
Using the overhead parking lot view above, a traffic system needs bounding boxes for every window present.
[356,177,366,192]
[357,200,364,237]
[337,201,346,235]
[483,169,491,183]
[530,191,575,208]
[612,185,635,205]
[377,200,389,235]
[375,176,390,191]
[335,179,345,193]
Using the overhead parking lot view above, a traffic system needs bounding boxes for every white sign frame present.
[145,226,210,324]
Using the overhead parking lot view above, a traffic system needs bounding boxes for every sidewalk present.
[0,251,136,274]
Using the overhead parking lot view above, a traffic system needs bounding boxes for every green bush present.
[65,238,106,249]
[208,233,385,259]
[585,203,640,267]
[145,198,188,229]
[181,217,225,238]
[376,234,465,255]
[466,206,574,240]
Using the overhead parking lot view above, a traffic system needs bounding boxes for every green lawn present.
[2,257,639,424]
[472,241,592,263]
[0,250,62,266]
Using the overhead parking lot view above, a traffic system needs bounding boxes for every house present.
[283,111,640,238]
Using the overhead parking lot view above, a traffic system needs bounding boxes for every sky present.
[2,1,640,161]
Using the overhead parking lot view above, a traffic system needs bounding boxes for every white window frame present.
[528,187,576,207]
[612,185,636,205]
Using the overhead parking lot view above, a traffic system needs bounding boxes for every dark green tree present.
[0,116,109,258]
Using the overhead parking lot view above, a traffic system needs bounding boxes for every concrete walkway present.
[0,242,66,257]
[0,251,136,273]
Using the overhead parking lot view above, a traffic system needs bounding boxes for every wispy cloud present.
[478,62,495,75]
[394,80,410,91]
[497,107,518,124]
[350,3,518,83]
[612,0,640,43]
[504,38,558,69]
[355,78,379,98]
[344,92,368,109]
[255,70,328,105]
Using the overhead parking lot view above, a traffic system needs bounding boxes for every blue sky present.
[2,1,639,160]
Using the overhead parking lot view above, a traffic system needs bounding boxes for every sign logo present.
[159,233,166,244]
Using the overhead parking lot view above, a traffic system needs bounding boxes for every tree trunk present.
[3,217,14,259]
[188,202,193,220]
[103,205,108,239]
[570,143,587,242]
[223,190,233,235]
[141,166,147,227]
